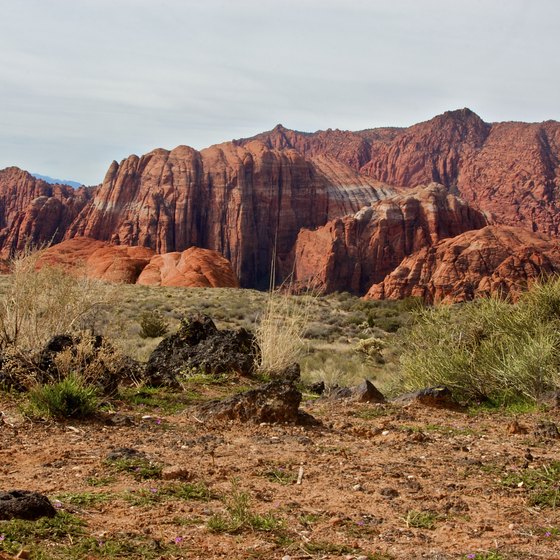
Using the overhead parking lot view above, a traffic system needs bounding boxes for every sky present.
[0,0,558,185]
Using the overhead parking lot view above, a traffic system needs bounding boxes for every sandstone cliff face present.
[137,247,239,288]
[2,108,560,299]
[244,110,560,237]
[366,226,560,303]
[65,142,392,288]
[291,184,488,294]
[38,238,239,287]
[0,167,91,257]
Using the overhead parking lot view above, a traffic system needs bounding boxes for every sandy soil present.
[1,392,560,559]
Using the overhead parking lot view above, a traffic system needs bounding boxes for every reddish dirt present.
[1,391,560,559]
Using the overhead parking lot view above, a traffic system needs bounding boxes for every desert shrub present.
[354,337,386,364]
[0,247,113,353]
[138,310,169,338]
[49,333,135,393]
[28,373,100,419]
[254,292,314,374]
[399,280,560,403]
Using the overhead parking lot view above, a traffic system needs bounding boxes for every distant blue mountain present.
[31,173,82,188]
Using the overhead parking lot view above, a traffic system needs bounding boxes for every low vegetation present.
[398,279,560,404]
[207,481,284,534]
[27,373,100,419]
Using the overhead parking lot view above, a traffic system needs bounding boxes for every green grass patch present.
[85,475,116,487]
[117,386,196,413]
[404,509,440,530]
[27,374,100,419]
[501,462,560,508]
[105,456,162,481]
[124,482,212,506]
[53,491,112,508]
[207,482,283,534]
[0,511,85,556]
[262,467,298,485]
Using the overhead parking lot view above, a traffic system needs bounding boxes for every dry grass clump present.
[0,247,120,402]
[0,247,114,354]
[399,279,560,403]
[254,291,315,375]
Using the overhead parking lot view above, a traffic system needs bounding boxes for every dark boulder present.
[534,421,560,440]
[0,490,57,520]
[308,381,325,395]
[392,386,460,409]
[144,314,258,387]
[197,380,309,424]
[330,379,386,403]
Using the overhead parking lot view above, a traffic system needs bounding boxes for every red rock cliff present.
[0,167,92,257]
[243,110,560,237]
[65,141,393,288]
[366,225,560,303]
[291,183,488,294]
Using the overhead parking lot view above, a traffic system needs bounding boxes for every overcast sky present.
[0,0,558,185]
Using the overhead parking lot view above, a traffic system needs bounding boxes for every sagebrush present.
[399,279,560,403]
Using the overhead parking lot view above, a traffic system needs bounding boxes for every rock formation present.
[38,237,155,283]
[37,237,238,287]
[366,226,560,303]
[1,108,559,299]
[291,184,488,294]
[242,109,560,237]
[0,167,91,257]
[64,143,393,288]
[137,247,239,288]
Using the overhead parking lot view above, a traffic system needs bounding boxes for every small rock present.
[507,420,528,435]
[352,484,363,491]
[330,379,385,403]
[534,421,560,439]
[197,380,316,425]
[379,487,399,499]
[0,490,57,520]
[308,381,325,395]
[391,386,460,409]
[161,466,191,481]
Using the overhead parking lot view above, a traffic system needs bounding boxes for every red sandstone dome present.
[37,238,239,288]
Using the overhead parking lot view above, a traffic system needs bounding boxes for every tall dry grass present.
[254,291,315,375]
[0,246,114,354]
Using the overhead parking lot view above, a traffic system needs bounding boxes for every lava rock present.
[144,314,258,387]
[534,421,560,439]
[0,490,57,520]
[308,381,325,395]
[330,379,385,403]
[197,380,307,424]
[392,386,459,409]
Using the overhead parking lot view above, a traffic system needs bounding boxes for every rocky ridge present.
[367,225,560,303]
[1,109,560,300]
[291,183,488,294]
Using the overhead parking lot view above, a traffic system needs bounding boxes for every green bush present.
[28,373,100,419]
[138,310,169,338]
[398,279,560,404]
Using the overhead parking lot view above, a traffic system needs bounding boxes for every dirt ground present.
[1,388,560,560]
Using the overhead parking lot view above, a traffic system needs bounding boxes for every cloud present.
[0,0,558,183]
